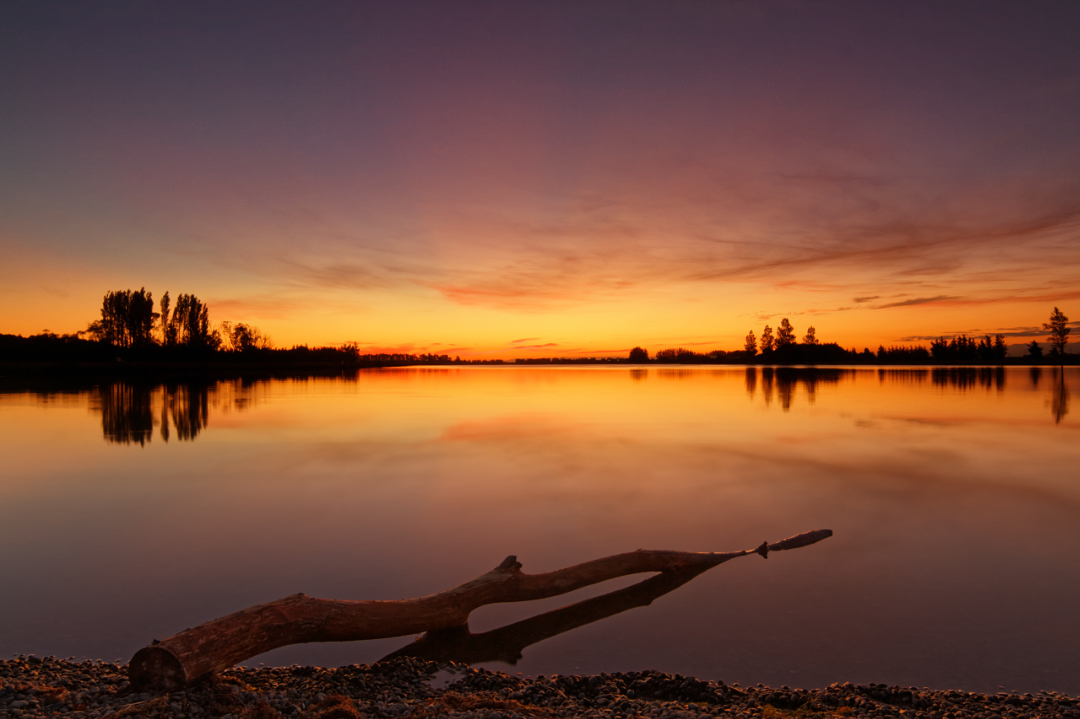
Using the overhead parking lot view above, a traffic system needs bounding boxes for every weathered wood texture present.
[129,529,831,690]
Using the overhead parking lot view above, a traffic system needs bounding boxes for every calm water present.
[1,366,1078,692]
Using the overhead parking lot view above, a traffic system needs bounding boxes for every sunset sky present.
[2,2,1079,357]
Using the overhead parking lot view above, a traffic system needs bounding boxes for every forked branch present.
[129,529,831,690]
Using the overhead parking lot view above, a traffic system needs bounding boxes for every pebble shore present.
[3,655,1079,719]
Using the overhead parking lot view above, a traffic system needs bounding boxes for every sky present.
[2,1,1079,358]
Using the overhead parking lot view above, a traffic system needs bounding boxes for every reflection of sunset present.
[2,368,1080,689]
[1,367,1078,690]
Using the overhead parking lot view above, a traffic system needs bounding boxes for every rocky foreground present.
[3,655,1079,719]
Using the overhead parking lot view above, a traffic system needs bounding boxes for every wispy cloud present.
[507,342,559,351]
[209,295,308,320]
[873,295,962,310]
[426,186,1080,313]
[346,341,475,355]
[214,143,1080,323]
[897,320,1080,342]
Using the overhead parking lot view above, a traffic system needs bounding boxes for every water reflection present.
[1,367,1079,693]
[656,369,698,380]
[75,378,281,445]
[930,367,1006,392]
[384,566,711,665]
[97,384,156,446]
[746,368,845,411]
[93,382,212,444]
[4,368,1074,448]
[877,368,929,385]
[163,383,210,442]
[1051,369,1069,424]
[761,367,773,407]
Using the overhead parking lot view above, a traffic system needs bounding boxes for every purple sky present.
[2,2,1079,354]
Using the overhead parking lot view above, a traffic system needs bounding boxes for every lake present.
[1,366,1078,693]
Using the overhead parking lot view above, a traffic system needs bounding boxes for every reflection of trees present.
[777,372,795,410]
[1030,366,1042,388]
[877,369,929,385]
[750,368,846,412]
[34,376,278,446]
[1050,369,1069,424]
[930,367,1006,392]
[98,383,155,446]
[96,382,212,444]
[656,369,696,380]
[163,383,210,441]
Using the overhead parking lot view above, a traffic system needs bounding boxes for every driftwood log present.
[130,529,832,690]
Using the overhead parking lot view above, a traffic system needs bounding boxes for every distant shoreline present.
[0,356,1075,386]
[3,332,1077,377]
[1,357,1076,376]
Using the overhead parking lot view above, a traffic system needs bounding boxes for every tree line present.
[627,307,1071,366]
[1,294,1072,369]
[84,288,270,352]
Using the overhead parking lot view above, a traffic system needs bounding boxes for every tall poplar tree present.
[776,318,796,348]
[1044,307,1070,363]
[744,330,757,356]
[760,325,774,353]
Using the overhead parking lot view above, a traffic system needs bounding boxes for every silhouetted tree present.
[775,318,796,348]
[876,345,931,362]
[1027,340,1043,359]
[1044,307,1070,363]
[802,326,818,345]
[170,293,220,350]
[88,288,157,348]
[993,334,1007,361]
[744,331,757,356]
[242,324,271,351]
[159,291,174,346]
[760,325,774,353]
[127,288,156,348]
[655,348,696,362]
[221,321,271,352]
[628,346,649,362]
[929,335,982,363]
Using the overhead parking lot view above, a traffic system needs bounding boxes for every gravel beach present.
[3,655,1079,719]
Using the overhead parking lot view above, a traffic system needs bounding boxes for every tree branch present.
[129,529,831,690]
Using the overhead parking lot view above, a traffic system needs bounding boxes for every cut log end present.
[129,645,187,692]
